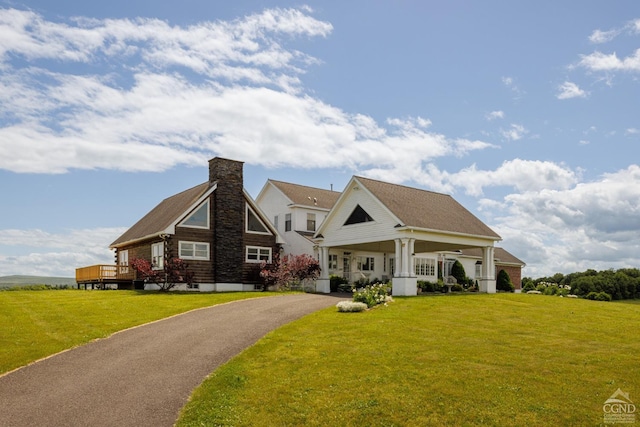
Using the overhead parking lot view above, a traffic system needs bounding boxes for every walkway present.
[0,293,346,427]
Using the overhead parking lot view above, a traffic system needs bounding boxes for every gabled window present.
[180,200,209,229]
[344,205,374,225]
[246,204,270,234]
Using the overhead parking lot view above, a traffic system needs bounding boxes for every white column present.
[408,238,416,277]
[316,246,331,293]
[394,239,402,277]
[479,246,496,293]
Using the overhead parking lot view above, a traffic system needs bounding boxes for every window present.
[475,262,482,279]
[344,205,374,225]
[274,215,279,231]
[151,242,164,270]
[180,200,209,229]
[285,213,292,232]
[307,213,316,232]
[328,254,338,270]
[246,205,270,234]
[389,257,395,276]
[179,241,210,260]
[246,246,272,263]
[415,258,436,276]
[357,256,375,272]
[118,250,129,274]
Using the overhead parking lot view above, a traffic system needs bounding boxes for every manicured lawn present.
[177,294,640,426]
[0,290,270,374]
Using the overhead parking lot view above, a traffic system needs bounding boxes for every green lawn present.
[177,294,640,426]
[0,290,269,374]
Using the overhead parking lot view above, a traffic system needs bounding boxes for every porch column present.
[394,239,402,277]
[316,246,331,293]
[479,246,496,293]
[408,238,416,277]
[392,237,417,296]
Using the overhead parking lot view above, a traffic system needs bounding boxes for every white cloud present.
[589,29,621,44]
[0,8,494,178]
[626,128,639,135]
[500,124,527,141]
[578,49,640,72]
[556,81,588,99]
[485,110,504,121]
[0,227,125,276]
[486,165,640,277]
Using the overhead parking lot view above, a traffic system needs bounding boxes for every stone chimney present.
[209,157,245,284]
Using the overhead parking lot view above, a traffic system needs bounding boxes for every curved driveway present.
[0,293,346,427]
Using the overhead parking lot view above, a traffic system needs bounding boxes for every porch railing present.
[75,265,135,283]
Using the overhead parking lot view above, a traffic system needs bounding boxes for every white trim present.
[246,203,272,235]
[151,242,164,270]
[246,246,272,263]
[178,199,210,230]
[166,184,217,234]
[178,241,210,260]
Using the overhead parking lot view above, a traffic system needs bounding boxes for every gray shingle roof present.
[459,247,525,265]
[356,176,501,239]
[268,179,340,210]
[110,182,210,247]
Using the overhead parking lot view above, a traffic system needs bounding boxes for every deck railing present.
[75,265,136,283]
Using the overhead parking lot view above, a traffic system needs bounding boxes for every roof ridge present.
[269,179,340,193]
[355,175,451,197]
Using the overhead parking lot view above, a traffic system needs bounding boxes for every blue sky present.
[1,0,639,278]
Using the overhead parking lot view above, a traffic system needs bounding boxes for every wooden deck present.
[75,265,136,288]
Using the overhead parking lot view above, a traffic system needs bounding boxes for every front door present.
[342,254,351,281]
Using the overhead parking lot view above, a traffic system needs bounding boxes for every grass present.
[177,294,640,426]
[0,289,270,374]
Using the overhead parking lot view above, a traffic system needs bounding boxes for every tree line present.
[523,268,640,300]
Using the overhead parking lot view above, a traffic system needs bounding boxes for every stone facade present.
[210,157,245,284]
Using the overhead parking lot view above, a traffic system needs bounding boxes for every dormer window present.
[180,200,209,229]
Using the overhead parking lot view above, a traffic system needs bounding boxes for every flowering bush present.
[336,301,368,312]
[353,282,393,308]
[131,257,194,291]
[259,253,320,291]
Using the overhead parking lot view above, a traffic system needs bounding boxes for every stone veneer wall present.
[210,157,245,284]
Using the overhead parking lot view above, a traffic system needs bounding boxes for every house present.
[257,176,525,295]
[255,180,340,256]
[76,157,282,291]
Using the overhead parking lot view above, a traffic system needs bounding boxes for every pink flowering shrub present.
[131,257,194,291]
[260,253,320,291]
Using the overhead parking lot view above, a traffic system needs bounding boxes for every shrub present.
[417,280,441,293]
[451,260,467,285]
[330,275,349,293]
[585,291,612,301]
[336,301,368,312]
[496,269,515,292]
[353,283,393,308]
[451,284,463,292]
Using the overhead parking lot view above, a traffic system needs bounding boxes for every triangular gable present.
[257,179,340,210]
[244,189,285,244]
[179,199,210,229]
[246,203,270,234]
[344,204,374,225]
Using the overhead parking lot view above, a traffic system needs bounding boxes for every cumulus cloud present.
[0,8,493,179]
[485,165,640,277]
[556,81,588,99]
[0,227,125,276]
[578,49,640,73]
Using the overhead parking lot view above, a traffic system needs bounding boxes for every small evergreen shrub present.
[330,275,349,292]
[496,269,515,292]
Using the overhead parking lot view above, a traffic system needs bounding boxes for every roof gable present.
[459,247,525,266]
[355,176,501,239]
[110,182,211,248]
[265,180,340,210]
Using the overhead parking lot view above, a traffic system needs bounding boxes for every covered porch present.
[314,230,498,296]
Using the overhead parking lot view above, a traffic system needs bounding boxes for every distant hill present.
[0,275,76,288]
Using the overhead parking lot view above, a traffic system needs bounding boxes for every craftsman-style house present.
[76,158,282,291]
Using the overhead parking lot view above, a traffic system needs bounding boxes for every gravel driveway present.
[0,293,346,427]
